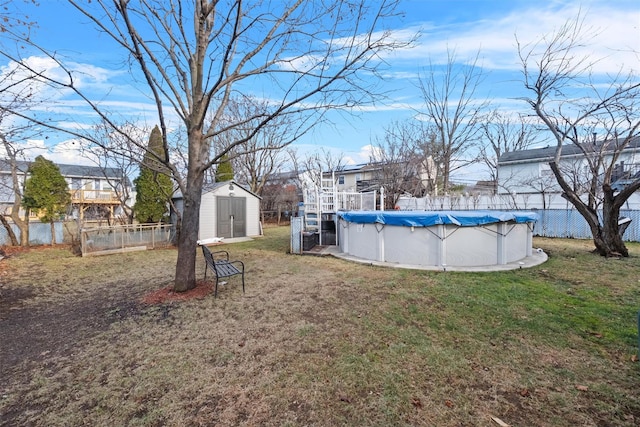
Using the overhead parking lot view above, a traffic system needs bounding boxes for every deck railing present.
[70,189,120,203]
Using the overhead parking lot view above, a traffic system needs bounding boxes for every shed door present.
[217,196,246,238]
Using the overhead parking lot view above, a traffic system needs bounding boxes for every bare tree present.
[0,69,41,246]
[3,1,409,291]
[297,147,347,189]
[0,145,28,246]
[79,120,148,224]
[518,14,640,256]
[259,173,300,224]
[0,0,37,34]
[370,120,431,208]
[221,96,293,196]
[480,110,543,185]
[410,121,440,195]
[415,49,490,192]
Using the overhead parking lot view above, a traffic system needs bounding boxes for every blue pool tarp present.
[337,210,538,227]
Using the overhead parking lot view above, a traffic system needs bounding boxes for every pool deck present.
[303,245,548,272]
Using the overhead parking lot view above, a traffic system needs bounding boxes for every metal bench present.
[201,245,245,298]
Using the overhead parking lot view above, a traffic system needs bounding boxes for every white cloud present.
[389,2,639,74]
[0,138,48,161]
[48,139,97,165]
[343,144,384,164]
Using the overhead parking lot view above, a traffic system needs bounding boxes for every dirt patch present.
[140,280,214,304]
[0,243,218,393]
[0,281,212,385]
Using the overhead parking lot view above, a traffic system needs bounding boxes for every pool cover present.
[337,210,538,227]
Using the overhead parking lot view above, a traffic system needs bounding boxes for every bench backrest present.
[202,245,215,267]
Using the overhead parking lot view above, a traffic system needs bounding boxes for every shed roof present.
[173,180,261,200]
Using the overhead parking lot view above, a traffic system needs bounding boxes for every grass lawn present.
[1,225,639,426]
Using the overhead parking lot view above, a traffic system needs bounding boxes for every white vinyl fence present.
[535,209,640,242]
[397,194,640,242]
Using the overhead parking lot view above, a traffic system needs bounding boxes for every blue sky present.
[2,0,639,182]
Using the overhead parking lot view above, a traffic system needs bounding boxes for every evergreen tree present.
[214,153,234,182]
[22,156,71,244]
[133,126,173,223]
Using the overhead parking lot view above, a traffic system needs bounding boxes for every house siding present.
[245,189,261,236]
[498,149,640,195]
[198,191,218,240]
[498,161,561,194]
[335,169,380,192]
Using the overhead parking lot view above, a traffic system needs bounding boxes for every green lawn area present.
[1,226,638,426]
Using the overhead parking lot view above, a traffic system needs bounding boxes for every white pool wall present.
[337,211,535,268]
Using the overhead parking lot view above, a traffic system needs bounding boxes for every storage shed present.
[172,181,262,241]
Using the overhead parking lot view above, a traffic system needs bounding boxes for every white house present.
[497,137,640,209]
[173,180,262,241]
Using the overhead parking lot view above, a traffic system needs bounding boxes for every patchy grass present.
[1,227,639,426]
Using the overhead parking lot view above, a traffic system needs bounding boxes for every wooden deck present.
[70,189,120,204]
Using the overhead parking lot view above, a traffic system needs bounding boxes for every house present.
[0,159,130,221]
[497,137,640,208]
[329,163,381,192]
[327,158,438,195]
[172,180,262,241]
[467,180,497,195]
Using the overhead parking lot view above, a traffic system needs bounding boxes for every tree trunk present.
[11,209,29,246]
[0,215,19,246]
[592,189,628,257]
[173,132,207,292]
[551,161,629,257]
[173,178,204,292]
[50,220,56,245]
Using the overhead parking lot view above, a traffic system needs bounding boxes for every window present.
[539,163,552,177]
[338,175,345,185]
[355,173,362,182]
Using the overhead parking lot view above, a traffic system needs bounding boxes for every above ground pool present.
[336,210,539,270]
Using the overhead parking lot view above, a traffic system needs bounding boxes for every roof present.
[323,162,390,175]
[263,170,299,181]
[498,136,640,165]
[0,158,125,180]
